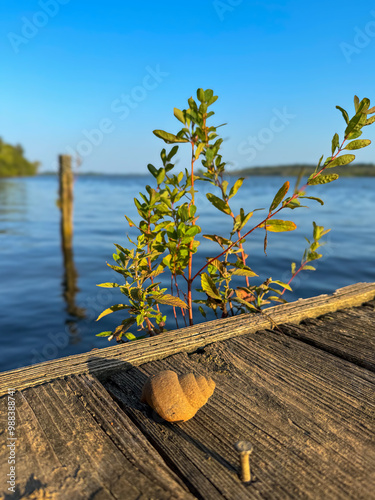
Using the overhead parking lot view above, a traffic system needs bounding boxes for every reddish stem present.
[145,317,155,336]
[279,262,307,297]
[174,277,188,327]
[171,276,179,329]
[192,141,348,283]
[187,141,196,325]
[145,210,161,315]
[216,173,250,286]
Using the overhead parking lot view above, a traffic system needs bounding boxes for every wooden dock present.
[1,282,375,499]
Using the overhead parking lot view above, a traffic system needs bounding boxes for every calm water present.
[0,174,374,372]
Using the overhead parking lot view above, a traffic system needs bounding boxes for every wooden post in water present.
[58,154,74,249]
[58,155,85,318]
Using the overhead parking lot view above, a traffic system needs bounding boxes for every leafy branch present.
[96,92,374,340]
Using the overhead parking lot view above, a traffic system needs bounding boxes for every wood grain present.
[104,322,375,499]
[1,282,374,396]
[279,300,375,371]
[0,375,195,500]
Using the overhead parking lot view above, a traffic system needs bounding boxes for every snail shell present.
[140,370,215,422]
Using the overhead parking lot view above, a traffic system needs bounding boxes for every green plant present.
[96,90,374,342]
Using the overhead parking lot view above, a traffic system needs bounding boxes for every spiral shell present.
[140,370,216,422]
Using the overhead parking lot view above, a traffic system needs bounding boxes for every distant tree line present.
[229,163,375,177]
[0,138,39,177]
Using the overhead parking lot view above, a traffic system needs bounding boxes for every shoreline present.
[2,162,375,178]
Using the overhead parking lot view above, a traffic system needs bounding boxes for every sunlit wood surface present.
[1,283,374,499]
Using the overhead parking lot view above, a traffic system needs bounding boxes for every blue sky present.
[1,0,375,173]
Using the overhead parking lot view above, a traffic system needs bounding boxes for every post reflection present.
[58,155,85,321]
[61,243,86,319]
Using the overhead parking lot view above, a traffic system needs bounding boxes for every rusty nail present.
[234,441,253,483]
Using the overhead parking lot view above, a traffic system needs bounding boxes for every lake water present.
[1,174,374,373]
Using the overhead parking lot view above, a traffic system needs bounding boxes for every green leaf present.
[207,95,218,106]
[96,282,120,288]
[365,115,375,126]
[270,181,289,212]
[188,97,197,111]
[259,220,297,232]
[153,293,188,308]
[184,226,201,238]
[234,297,257,311]
[323,156,332,167]
[197,88,205,102]
[106,263,129,275]
[173,108,185,124]
[125,215,136,228]
[231,268,258,277]
[233,209,254,232]
[267,296,288,304]
[198,306,207,318]
[345,111,367,137]
[156,169,165,185]
[181,226,201,244]
[202,234,233,247]
[204,89,214,101]
[228,178,244,199]
[114,318,136,335]
[195,142,205,160]
[206,193,231,215]
[331,133,340,155]
[344,139,371,150]
[153,130,189,144]
[358,97,370,113]
[208,258,225,274]
[351,97,370,117]
[326,154,355,168]
[284,198,302,209]
[96,331,113,337]
[96,304,128,321]
[300,196,324,205]
[291,262,296,275]
[303,265,316,271]
[239,211,253,230]
[168,145,179,160]
[347,130,362,140]
[201,273,221,300]
[130,288,143,301]
[271,280,292,291]
[147,164,158,177]
[354,95,360,112]
[317,155,324,169]
[307,251,322,261]
[312,222,330,240]
[336,106,349,124]
[149,265,164,278]
[124,332,137,341]
[308,173,339,185]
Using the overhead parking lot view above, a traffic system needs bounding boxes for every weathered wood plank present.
[1,282,374,396]
[104,325,375,499]
[0,375,195,500]
[279,300,375,371]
